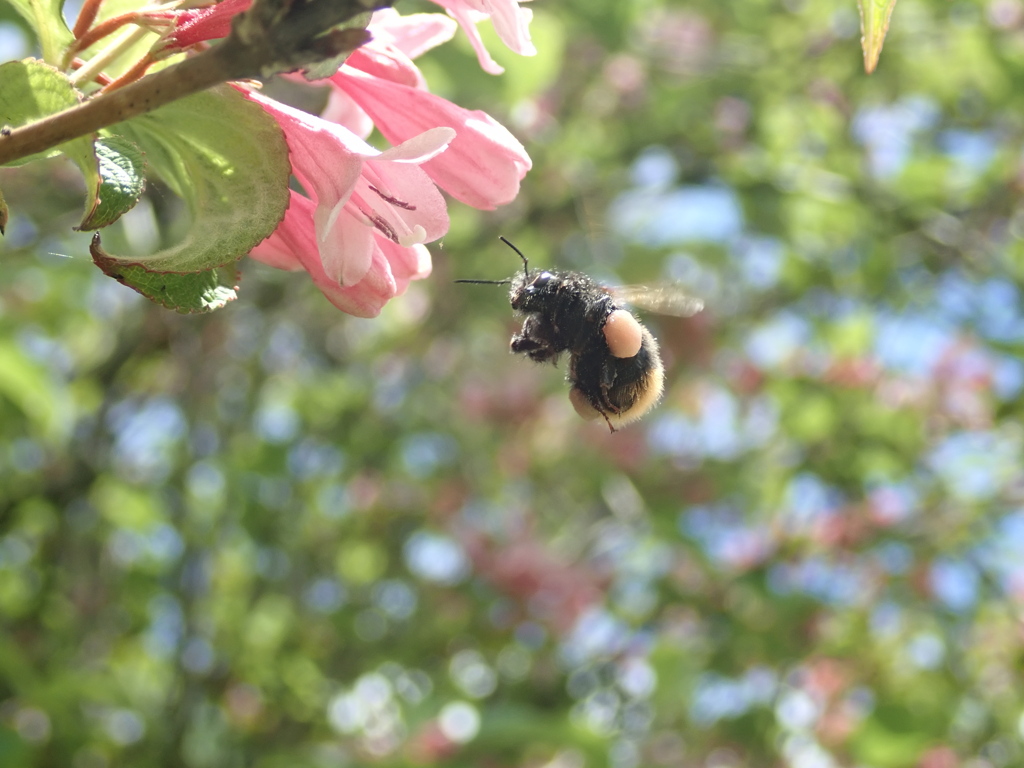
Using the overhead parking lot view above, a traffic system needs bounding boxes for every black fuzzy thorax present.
[507,269,658,419]
[509,269,612,354]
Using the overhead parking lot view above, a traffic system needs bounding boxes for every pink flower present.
[155,0,251,54]
[244,90,452,317]
[320,9,457,137]
[427,0,535,75]
[332,67,531,210]
[254,191,432,317]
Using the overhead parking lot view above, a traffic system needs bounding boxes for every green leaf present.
[0,340,71,443]
[105,85,290,274]
[858,0,898,74]
[91,234,241,313]
[0,59,104,226]
[0,59,92,168]
[303,11,373,80]
[5,0,73,65]
[78,135,146,230]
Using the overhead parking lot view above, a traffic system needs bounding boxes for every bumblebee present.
[458,238,703,431]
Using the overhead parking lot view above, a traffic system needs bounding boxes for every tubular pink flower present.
[242,90,451,316]
[320,9,457,135]
[332,68,531,210]
[426,0,535,75]
[366,8,458,60]
[252,192,432,317]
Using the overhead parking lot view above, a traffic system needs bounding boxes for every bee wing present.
[610,285,705,317]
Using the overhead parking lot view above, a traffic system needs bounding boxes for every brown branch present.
[0,0,383,166]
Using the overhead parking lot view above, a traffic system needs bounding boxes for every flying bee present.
[457,237,704,432]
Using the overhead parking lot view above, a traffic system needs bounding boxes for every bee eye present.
[530,272,553,290]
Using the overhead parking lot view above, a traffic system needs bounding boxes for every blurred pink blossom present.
[245,91,451,317]
[332,67,531,210]
[427,0,535,74]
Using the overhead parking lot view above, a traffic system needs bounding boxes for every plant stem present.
[0,0,382,166]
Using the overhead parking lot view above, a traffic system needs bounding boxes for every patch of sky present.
[935,272,1024,342]
[107,397,187,482]
[767,557,868,606]
[304,578,347,614]
[400,432,458,478]
[929,558,980,613]
[928,429,1021,502]
[613,146,743,245]
[664,251,721,300]
[991,355,1024,400]
[976,510,1024,590]
[745,311,812,369]
[649,385,773,459]
[316,483,351,519]
[0,535,33,569]
[403,530,469,585]
[904,631,946,669]
[679,505,772,570]
[870,541,914,575]
[690,668,778,727]
[255,546,290,580]
[851,96,940,179]
[873,311,954,375]
[939,129,998,179]
[62,0,83,29]
[186,461,225,501]
[561,608,631,665]
[287,439,344,479]
[869,601,903,638]
[781,473,843,530]
[374,579,418,620]
[17,326,72,376]
[10,438,45,473]
[0,23,30,60]
[373,360,411,413]
[145,594,184,657]
[629,146,679,190]
[253,401,299,444]
[611,184,744,247]
[261,322,308,373]
[734,236,785,290]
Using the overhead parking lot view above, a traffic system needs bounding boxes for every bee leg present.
[600,411,617,433]
[511,315,561,364]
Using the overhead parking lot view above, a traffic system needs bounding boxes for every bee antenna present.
[454,279,511,285]
[499,236,529,279]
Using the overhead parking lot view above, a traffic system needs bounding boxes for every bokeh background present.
[3,0,1024,766]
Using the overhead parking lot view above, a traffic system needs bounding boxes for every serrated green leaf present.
[0,59,93,167]
[0,59,102,226]
[92,234,240,313]
[79,135,146,230]
[5,0,73,64]
[104,85,290,274]
[858,0,898,74]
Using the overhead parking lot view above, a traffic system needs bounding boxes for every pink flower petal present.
[332,69,530,209]
[160,0,251,51]
[427,0,535,73]
[347,46,425,89]
[321,88,374,139]
[368,9,458,60]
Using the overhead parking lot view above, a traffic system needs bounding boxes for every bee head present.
[510,269,559,311]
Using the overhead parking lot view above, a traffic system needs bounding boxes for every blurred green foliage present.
[3,0,1024,766]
